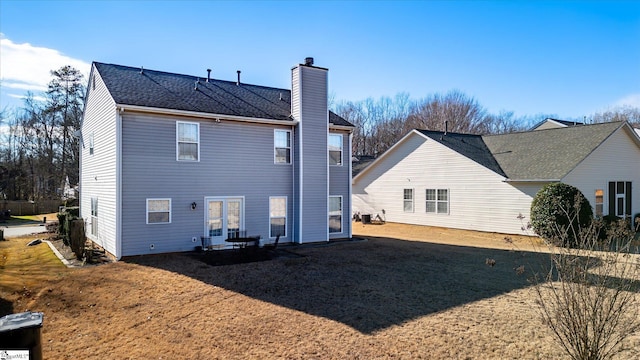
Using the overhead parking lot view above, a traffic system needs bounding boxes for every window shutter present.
[626,182,632,216]
[608,182,616,216]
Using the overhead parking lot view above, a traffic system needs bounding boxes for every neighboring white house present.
[353,121,640,235]
[531,118,583,131]
[80,58,354,259]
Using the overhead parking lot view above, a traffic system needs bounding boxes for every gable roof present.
[530,118,584,130]
[352,155,378,177]
[482,121,624,181]
[92,62,353,127]
[416,130,506,177]
[354,121,632,182]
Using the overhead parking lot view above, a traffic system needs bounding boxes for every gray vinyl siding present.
[120,112,294,256]
[329,130,351,239]
[80,67,119,256]
[293,65,329,243]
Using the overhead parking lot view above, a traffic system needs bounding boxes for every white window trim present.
[176,121,200,162]
[426,188,450,215]
[329,195,343,234]
[269,196,287,238]
[329,133,343,166]
[595,188,604,217]
[90,197,98,237]
[403,188,414,213]
[89,132,94,156]
[274,129,292,165]
[146,198,172,224]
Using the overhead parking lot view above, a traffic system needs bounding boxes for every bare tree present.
[588,106,640,128]
[530,199,640,360]
[0,66,85,200]
[405,90,490,134]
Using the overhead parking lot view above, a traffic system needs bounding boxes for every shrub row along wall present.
[0,200,64,216]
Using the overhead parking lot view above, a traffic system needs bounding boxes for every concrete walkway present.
[2,224,50,238]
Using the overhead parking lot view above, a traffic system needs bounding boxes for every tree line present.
[0,66,84,201]
[333,90,640,157]
[1,66,639,201]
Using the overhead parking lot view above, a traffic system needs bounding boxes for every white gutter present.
[117,104,299,126]
[504,179,560,183]
[329,124,355,132]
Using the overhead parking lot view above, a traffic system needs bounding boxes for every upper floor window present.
[329,133,343,166]
[177,122,199,161]
[274,130,291,164]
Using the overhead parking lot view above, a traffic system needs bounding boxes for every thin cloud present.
[0,34,90,95]
[8,93,47,102]
[613,93,640,108]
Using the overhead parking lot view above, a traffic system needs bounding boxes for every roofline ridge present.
[94,61,292,93]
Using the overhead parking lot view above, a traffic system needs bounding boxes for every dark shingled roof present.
[530,118,584,130]
[482,121,624,181]
[352,155,378,177]
[416,130,507,177]
[408,122,625,181]
[93,62,353,127]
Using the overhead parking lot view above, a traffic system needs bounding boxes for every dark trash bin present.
[362,214,371,224]
[200,236,211,250]
[0,311,44,360]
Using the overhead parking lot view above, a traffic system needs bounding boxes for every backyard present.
[2,221,640,359]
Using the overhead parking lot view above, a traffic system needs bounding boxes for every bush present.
[57,207,80,247]
[530,183,593,247]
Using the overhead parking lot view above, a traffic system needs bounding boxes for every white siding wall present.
[564,126,640,220]
[80,67,119,256]
[353,132,536,235]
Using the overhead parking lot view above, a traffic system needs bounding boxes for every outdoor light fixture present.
[191,202,197,210]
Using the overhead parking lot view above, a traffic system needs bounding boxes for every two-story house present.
[80,58,354,259]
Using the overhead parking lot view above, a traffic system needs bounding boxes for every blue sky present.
[1,0,639,120]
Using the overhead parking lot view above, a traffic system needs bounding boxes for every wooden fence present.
[0,200,64,216]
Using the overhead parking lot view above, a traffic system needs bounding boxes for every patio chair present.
[263,235,280,251]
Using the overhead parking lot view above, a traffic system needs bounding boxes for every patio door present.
[205,197,244,246]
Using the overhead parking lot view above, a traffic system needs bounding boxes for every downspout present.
[348,131,353,239]
[296,66,304,244]
[116,107,123,260]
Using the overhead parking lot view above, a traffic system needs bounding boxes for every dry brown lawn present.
[2,222,640,359]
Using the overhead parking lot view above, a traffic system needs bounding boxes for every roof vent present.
[279,92,283,101]
[140,66,144,74]
[305,57,314,66]
[194,79,199,91]
[237,70,241,85]
[207,69,211,82]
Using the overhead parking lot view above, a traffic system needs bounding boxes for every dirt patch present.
[5,222,640,359]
